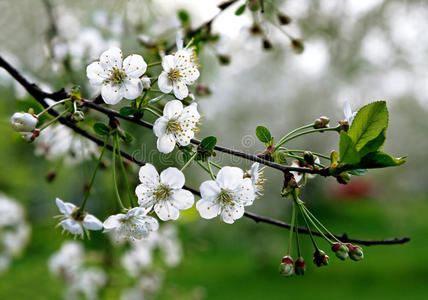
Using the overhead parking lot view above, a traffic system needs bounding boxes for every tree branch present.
[0,55,410,246]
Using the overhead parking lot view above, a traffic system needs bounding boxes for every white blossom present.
[10,112,38,132]
[48,241,84,279]
[35,124,98,165]
[246,162,266,199]
[153,100,200,154]
[87,47,147,105]
[196,166,255,224]
[69,267,107,300]
[135,164,194,221]
[158,37,200,99]
[103,207,159,241]
[344,100,357,125]
[55,198,103,238]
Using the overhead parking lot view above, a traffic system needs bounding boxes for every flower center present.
[168,69,182,81]
[108,67,126,85]
[218,189,233,203]
[153,184,171,201]
[166,118,182,134]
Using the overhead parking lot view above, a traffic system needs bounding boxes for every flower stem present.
[112,137,126,211]
[39,107,71,131]
[115,134,137,208]
[278,148,331,161]
[287,199,296,255]
[137,78,158,111]
[298,202,320,250]
[181,152,197,171]
[302,205,341,243]
[275,123,314,150]
[206,159,216,180]
[143,107,162,118]
[299,202,334,244]
[276,126,340,149]
[147,61,162,68]
[295,210,302,257]
[79,135,109,212]
[36,98,71,118]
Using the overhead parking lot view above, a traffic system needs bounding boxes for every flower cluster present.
[0,194,31,275]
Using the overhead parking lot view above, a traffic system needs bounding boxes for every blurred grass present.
[0,198,426,299]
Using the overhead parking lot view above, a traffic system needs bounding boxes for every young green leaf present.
[120,131,134,144]
[235,4,246,15]
[255,126,272,143]
[339,131,360,166]
[359,152,406,168]
[120,106,135,116]
[358,128,386,158]
[348,101,388,151]
[200,136,217,151]
[93,123,110,136]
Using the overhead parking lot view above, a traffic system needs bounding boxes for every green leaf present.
[200,136,217,151]
[255,126,271,143]
[348,169,368,176]
[348,101,388,151]
[120,131,134,144]
[359,152,406,169]
[339,131,360,166]
[93,123,110,136]
[358,128,386,157]
[235,4,246,15]
[120,106,135,116]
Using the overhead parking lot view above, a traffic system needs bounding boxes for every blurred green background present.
[1,0,427,299]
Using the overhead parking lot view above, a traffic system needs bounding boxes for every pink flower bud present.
[294,257,306,275]
[346,244,364,261]
[331,242,349,260]
[313,250,329,267]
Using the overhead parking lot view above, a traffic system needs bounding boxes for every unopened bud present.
[338,120,350,131]
[20,129,40,143]
[195,84,211,96]
[331,242,349,260]
[11,112,38,132]
[346,244,364,261]
[46,170,57,182]
[250,24,262,35]
[336,172,351,185]
[278,13,292,25]
[291,39,304,54]
[314,116,330,129]
[71,111,85,122]
[279,255,294,276]
[303,151,315,165]
[313,250,329,267]
[294,257,306,275]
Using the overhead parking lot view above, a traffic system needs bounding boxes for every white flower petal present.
[175,129,195,146]
[158,72,173,94]
[55,198,75,217]
[176,31,184,50]
[86,62,108,86]
[157,134,176,154]
[135,185,156,211]
[160,167,185,189]
[103,214,123,232]
[162,55,175,71]
[101,84,123,105]
[123,54,147,78]
[220,204,244,224]
[171,189,194,209]
[199,180,221,202]
[100,47,123,70]
[83,214,103,230]
[196,199,221,219]
[123,78,142,100]
[216,167,244,190]
[290,160,303,183]
[173,80,189,100]
[233,178,255,206]
[153,117,168,138]
[60,219,83,235]
[154,200,179,221]
[142,216,159,232]
[163,100,183,119]
[138,163,160,186]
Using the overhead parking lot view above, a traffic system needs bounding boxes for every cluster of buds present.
[10,110,39,142]
[331,242,364,261]
[314,116,330,129]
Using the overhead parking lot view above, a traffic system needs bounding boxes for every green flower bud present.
[331,242,349,260]
[346,244,364,261]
